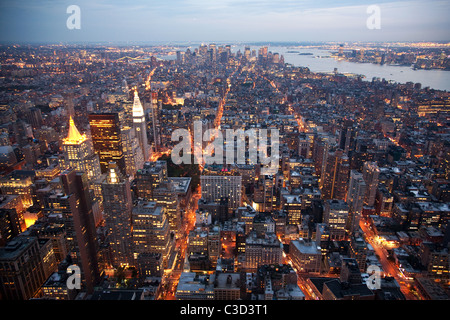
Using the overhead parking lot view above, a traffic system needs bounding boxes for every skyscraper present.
[121,125,145,177]
[60,116,101,185]
[101,162,134,267]
[60,168,100,293]
[321,149,350,201]
[132,200,172,268]
[135,160,168,200]
[150,91,160,151]
[0,236,49,300]
[362,161,380,207]
[323,199,349,240]
[338,119,357,154]
[88,112,126,175]
[132,90,150,161]
[151,181,181,237]
[346,170,366,233]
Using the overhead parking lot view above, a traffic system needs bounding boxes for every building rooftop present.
[176,272,214,295]
[168,177,191,194]
[0,236,36,260]
[214,273,241,289]
[133,201,164,216]
[291,239,321,255]
[324,278,374,299]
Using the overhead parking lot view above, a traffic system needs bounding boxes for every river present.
[164,45,450,91]
[237,46,450,91]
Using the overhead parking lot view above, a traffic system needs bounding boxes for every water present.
[232,45,450,91]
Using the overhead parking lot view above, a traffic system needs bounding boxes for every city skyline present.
[0,0,449,306]
[0,0,449,44]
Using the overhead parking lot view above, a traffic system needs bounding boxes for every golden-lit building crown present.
[63,116,87,144]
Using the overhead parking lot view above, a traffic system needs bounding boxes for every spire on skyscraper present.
[132,89,144,119]
[64,116,87,144]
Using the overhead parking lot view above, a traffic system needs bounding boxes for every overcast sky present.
[0,0,448,44]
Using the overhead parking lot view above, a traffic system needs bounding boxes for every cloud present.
[0,0,448,43]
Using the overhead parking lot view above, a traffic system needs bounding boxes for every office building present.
[255,264,304,300]
[349,237,368,272]
[60,117,101,185]
[289,239,322,273]
[0,236,49,300]
[0,208,21,246]
[135,161,168,200]
[121,125,145,177]
[201,174,242,212]
[362,161,380,206]
[132,201,172,268]
[152,181,181,235]
[321,149,350,201]
[244,232,283,272]
[0,170,34,209]
[40,258,79,300]
[88,112,126,174]
[136,252,163,277]
[60,168,100,293]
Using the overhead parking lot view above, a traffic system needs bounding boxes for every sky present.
[0,0,449,44]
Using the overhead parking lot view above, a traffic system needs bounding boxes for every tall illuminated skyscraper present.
[132,90,150,161]
[88,113,126,174]
[60,116,101,185]
[101,162,134,267]
[121,125,145,177]
[346,170,366,232]
[321,149,350,200]
[362,161,380,207]
[60,168,100,293]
